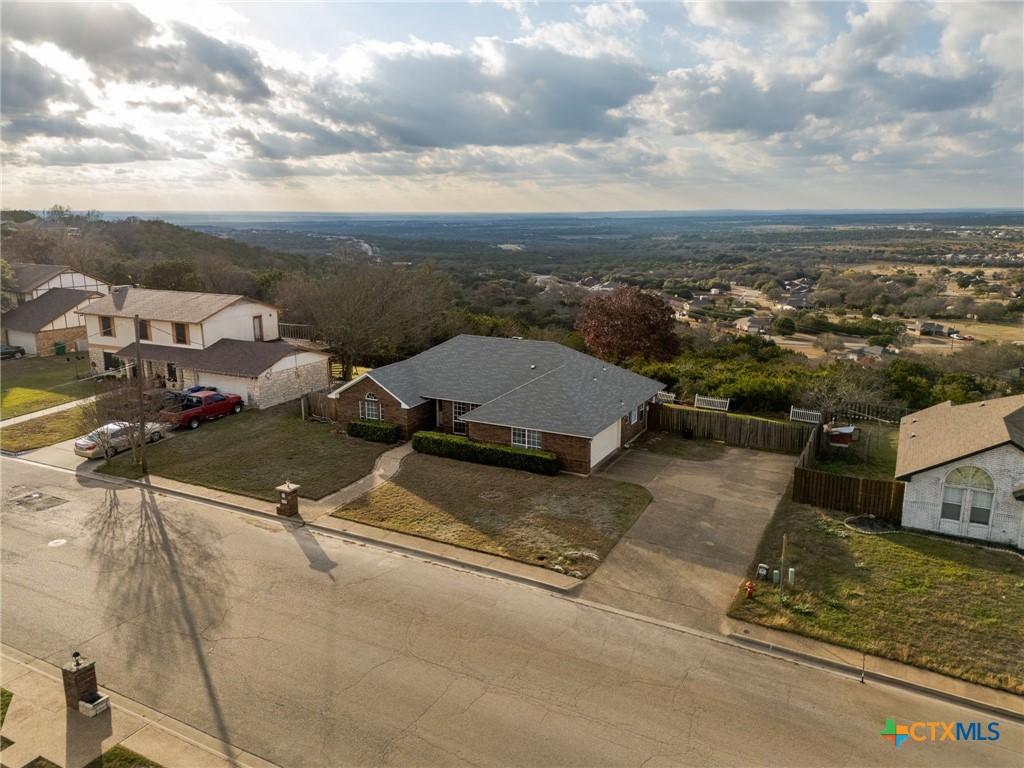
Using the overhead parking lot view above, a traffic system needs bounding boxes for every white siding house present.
[896,396,1024,549]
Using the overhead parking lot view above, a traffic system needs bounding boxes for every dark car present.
[0,344,26,360]
[184,385,218,394]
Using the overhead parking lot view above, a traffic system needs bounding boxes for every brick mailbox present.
[62,652,109,717]
[276,482,300,517]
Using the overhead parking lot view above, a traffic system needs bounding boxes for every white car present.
[74,422,164,459]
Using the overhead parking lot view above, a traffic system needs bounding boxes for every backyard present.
[333,453,652,577]
[99,403,390,501]
[813,423,899,481]
[0,354,96,419]
[730,495,1024,694]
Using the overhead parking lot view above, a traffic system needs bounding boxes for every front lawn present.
[99,403,390,501]
[333,453,652,577]
[0,407,93,453]
[0,355,96,418]
[83,745,164,768]
[730,494,1024,694]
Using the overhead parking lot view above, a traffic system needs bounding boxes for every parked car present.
[962,335,974,341]
[950,333,963,340]
[161,390,243,430]
[0,344,26,360]
[184,385,218,394]
[74,422,164,459]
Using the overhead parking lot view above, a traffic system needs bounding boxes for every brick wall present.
[620,401,650,446]
[466,422,591,474]
[332,376,435,439]
[901,444,1024,548]
[35,327,87,357]
[252,360,329,409]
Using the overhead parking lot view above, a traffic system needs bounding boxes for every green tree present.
[772,316,796,336]
[142,258,204,292]
[0,257,16,311]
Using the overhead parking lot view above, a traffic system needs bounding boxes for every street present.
[2,457,1021,767]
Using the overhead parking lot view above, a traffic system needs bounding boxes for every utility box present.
[276,482,300,517]
[756,563,770,580]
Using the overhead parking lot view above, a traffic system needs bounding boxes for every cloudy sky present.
[2,1,1021,212]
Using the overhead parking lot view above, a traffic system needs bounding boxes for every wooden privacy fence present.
[306,391,343,422]
[650,404,813,454]
[792,467,905,520]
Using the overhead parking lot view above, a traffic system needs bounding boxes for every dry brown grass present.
[730,493,1024,694]
[333,453,652,576]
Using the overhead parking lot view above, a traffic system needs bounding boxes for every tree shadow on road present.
[83,480,234,751]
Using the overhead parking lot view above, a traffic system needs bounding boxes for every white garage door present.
[590,419,621,469]
[7,330,37,355]
[194,375,252,405]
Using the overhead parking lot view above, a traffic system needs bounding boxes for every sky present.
[1,0,1022,213]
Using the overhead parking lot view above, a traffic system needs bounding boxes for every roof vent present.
[530,364,536,369]
[512,336,523,340]
[911,418,916,423]
[911,433,916,438]
[979,401,986,407]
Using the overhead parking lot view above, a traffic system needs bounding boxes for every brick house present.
[897,395,1024,549]
[1,288,101,355]
[328,335,665,474]
[78,287,329,408]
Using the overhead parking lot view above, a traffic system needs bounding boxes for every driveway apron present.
[579,446,795,633]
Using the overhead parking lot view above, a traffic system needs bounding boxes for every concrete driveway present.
[577,444,795,634]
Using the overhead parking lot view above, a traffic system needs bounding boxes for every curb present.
[728,634,1024,725]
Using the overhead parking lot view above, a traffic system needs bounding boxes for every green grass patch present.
[334,453,652,576]
[813,424,899,481]
[0,407,93,452]
[0,355,96,418]
[99,403,389,501]
[21,758,61,768]
[730,494,1024,694]
[1,687,11,728]
[83,744,165,768]
[632,431,729,461]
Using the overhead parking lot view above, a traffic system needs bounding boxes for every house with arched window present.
[896,394,1024,549]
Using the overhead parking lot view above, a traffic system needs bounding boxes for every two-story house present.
[4,263,109,307]
[78,287,329,408]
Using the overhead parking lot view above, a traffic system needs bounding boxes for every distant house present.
[1,288,101,356]
[328,335,665,474]
[78,287,329,408]
[846,345,894,363]
[735,316,772,334]
[896,395,1024,549]
[914,321,944,336]
[4,263,109,307]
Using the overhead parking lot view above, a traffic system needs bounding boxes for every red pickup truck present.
[161,390,243,429]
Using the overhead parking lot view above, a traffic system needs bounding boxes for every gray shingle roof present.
[10,263,68,293]
[1,288,100,331]
[349,335,665,437]
[895,394,1024,479]
[80,288,273,324]
[116,339,316,378]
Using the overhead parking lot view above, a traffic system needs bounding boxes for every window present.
[100,316,114,337]
[360,393,381,421]
[173,323,189,345]
[253,315,263,341]
[941,466,994,526]
[511,428,542,450]
[138,319,150,341]
[452,401,476,435]
[630,407,638,425]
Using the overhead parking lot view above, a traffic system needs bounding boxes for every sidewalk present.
[0,646,278,768]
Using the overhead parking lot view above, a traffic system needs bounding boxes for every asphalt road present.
[2,458,1021,767]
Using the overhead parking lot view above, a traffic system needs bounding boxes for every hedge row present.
[412,431,559,476]
[347,419,400,443]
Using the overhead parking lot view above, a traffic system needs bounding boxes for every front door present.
[253,315,264,341]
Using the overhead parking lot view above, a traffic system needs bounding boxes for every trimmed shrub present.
[412,431,559,476]
[347,419,400,443]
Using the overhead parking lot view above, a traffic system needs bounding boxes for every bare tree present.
[800,362,893,421]
[82,374,168,466]
[277,264,455,380]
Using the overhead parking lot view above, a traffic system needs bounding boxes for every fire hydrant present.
[745,580,756,599]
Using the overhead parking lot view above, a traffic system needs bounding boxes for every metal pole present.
[778,533,788,604]
[134,314,148,475]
